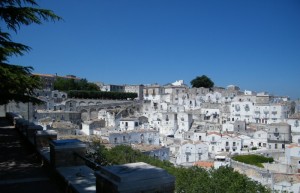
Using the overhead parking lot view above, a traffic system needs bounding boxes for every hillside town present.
[2,73,300,192]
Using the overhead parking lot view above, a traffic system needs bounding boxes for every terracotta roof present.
[193,161,214,168]
[286,144,300,149]
[207,132,221,136]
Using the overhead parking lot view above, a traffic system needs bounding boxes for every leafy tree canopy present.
[190,75,214,88]
[87,143,270,193]
[0,0,61,105]
[53,78,99,91]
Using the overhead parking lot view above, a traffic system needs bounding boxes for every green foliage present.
[0,0,61,104]
[0,63,42,104]
[190,75,214,88]
[67,90,137,100]
[53,78,99,91]
[87,143,271,193]
[232,154,274,168]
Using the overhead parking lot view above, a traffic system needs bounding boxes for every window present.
[199,136,202,141]
[198,153,202,160]
[275,144,278,149]
[233,142,236,146]
[282,144,285,149]
[226,141,229,146]
[212,136,215,141]
[123,136,126,142]
[141,134,144,143]
[114,138,118,144]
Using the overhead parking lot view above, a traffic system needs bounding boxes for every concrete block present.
[49,139,86,168]
[95,162,175,193]
[34,130,57,149]
[26,125,43,138]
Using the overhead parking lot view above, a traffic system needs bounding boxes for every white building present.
[176,141,209,166]
[220,134,242,154]
[119,118,139,131]
[285,144,300,170]
[253,104,288,124]
[98,109,116,127]
[124,84,144,100]
[81,120,105,135]
[206,132,222,153]
[252,130,268,148]
[230,101,254,123]
[267,122,292,150]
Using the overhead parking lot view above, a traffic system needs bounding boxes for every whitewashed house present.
[287,118,300,133]
[206,132,222,153]
[285,144,300,171]
[230,101,254,123]
[253,104,288,124]
[201,108,220,123]
[143,84,164,101]
[160,112,178,136]
[176,141,209,166]
[252,130,268,148]
[119,118,139,131]
[267,123,292,150]
[81,120,105,135]
[193,131,207,142]
[222,122,234,132]
[238,134,252,149]
[177,112,193,133]
[98,109,116,127]
[220,134,242,154]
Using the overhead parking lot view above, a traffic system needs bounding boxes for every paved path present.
[0,117,63,193]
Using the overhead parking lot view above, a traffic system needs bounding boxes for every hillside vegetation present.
[232,154,274,168]
[87,144,271,193]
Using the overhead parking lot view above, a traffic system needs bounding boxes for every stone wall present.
[230,159,272,186]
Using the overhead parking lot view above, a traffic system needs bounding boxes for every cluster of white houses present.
[25,79,300,166]
[3,75,300,191]
[58,80,299,168]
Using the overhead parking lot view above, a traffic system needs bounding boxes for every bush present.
[232,154,274,168]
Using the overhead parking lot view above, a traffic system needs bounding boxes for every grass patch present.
[232,154,273,168]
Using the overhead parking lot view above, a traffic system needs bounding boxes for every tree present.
[190,75,214,88]
[0,0,61,105]
[87,143,271,193]
[53,78,100,91]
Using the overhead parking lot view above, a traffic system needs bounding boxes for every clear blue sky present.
[9,0,300,99]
